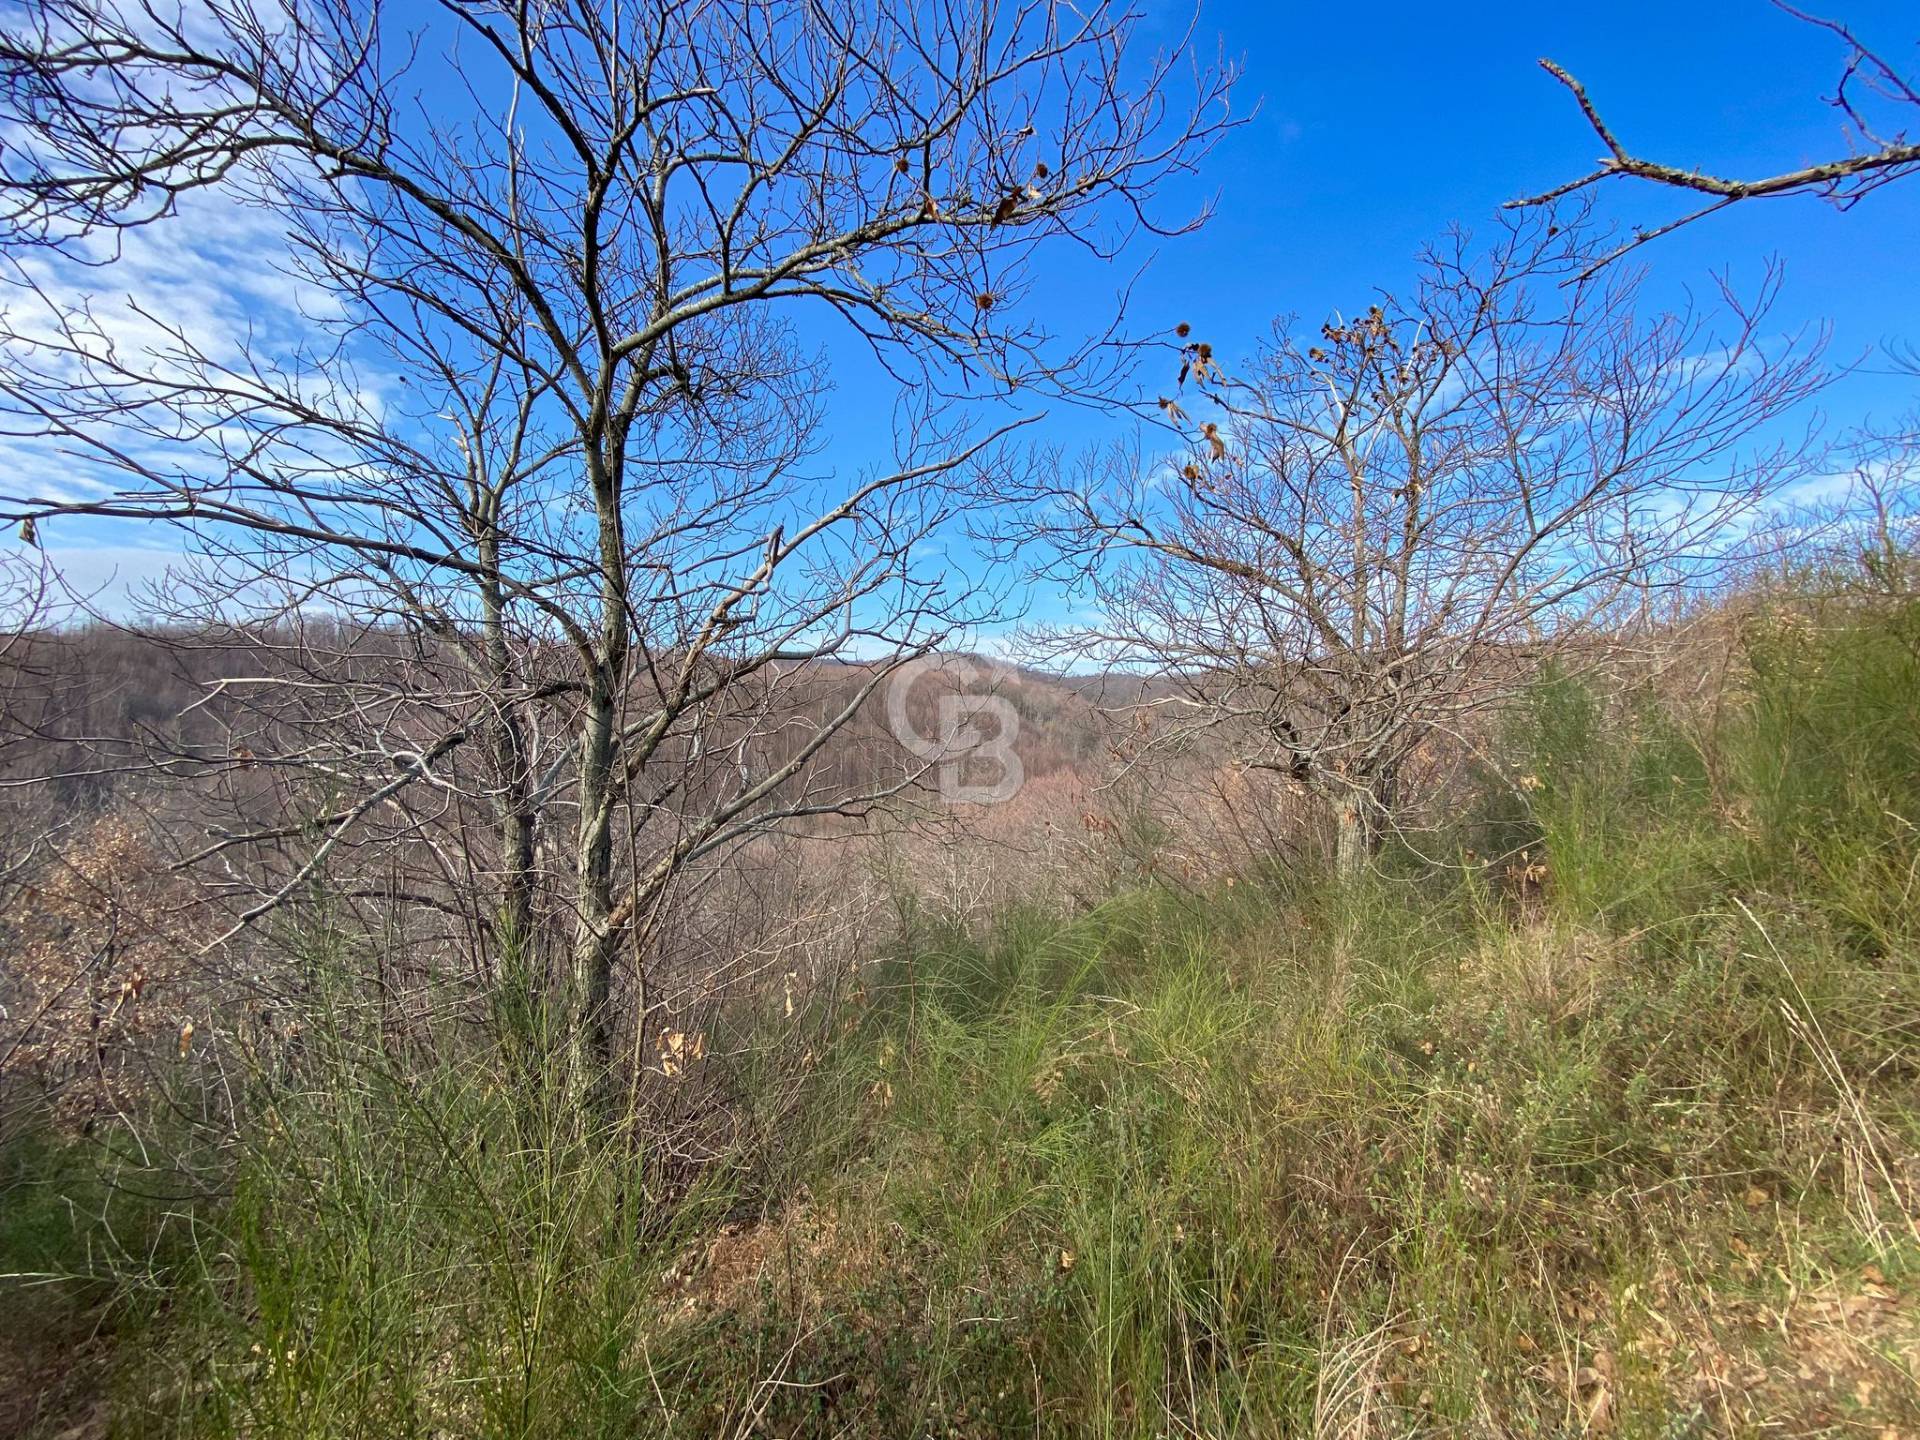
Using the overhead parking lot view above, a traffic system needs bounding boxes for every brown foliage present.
[1,812,209,1126]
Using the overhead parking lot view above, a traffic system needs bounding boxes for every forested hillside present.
[2,0,1918,1435]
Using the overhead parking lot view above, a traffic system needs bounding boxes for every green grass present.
[158,1005,748,1439]
[701,873,1918,1437]
[4,592,1918,1436]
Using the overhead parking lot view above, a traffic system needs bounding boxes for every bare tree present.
[1816,411,1920,596]
[0,0,1232,1103]
[1512,4,1919,268]
[1023,215,1824,875]
[0,548,59,907]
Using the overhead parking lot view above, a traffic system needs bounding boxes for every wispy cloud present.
[0,182,341,603]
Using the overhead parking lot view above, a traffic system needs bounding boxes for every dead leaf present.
[656,1030,707,1078]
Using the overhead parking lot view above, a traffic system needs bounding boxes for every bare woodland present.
[1022,216,1826,871]
[0,0,1909,1112]
[0,0,1908,1117]
[0,0,1230,1110]
[0,6,1917,1432]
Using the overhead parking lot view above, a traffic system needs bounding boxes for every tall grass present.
[4,592,1918,1436]
[704,855,1917,1435]
[672,596,1920,1435]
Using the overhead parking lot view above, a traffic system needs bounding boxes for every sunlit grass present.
[4,595,1918,1436]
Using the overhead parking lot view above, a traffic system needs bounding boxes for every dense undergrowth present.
[4,594,1919,1437]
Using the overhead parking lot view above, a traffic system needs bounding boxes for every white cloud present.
[1,539,183,620]
[1,178,355,588]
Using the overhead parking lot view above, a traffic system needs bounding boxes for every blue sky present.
[1154,0,1916,406]
[1056,0,1918,447]
[927,0,1920,640]
[11,0,1917,618]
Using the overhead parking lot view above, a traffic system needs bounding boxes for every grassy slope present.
[4,598,1919,1438]
[704,872,1918,1438]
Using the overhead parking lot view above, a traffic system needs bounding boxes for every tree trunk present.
[570,673,619,1111]
[1332,765,1397,878]
[478,545,536,946]
[1334,800,1370,879]
[475,533,548,1081]
[571,450,629,1118]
